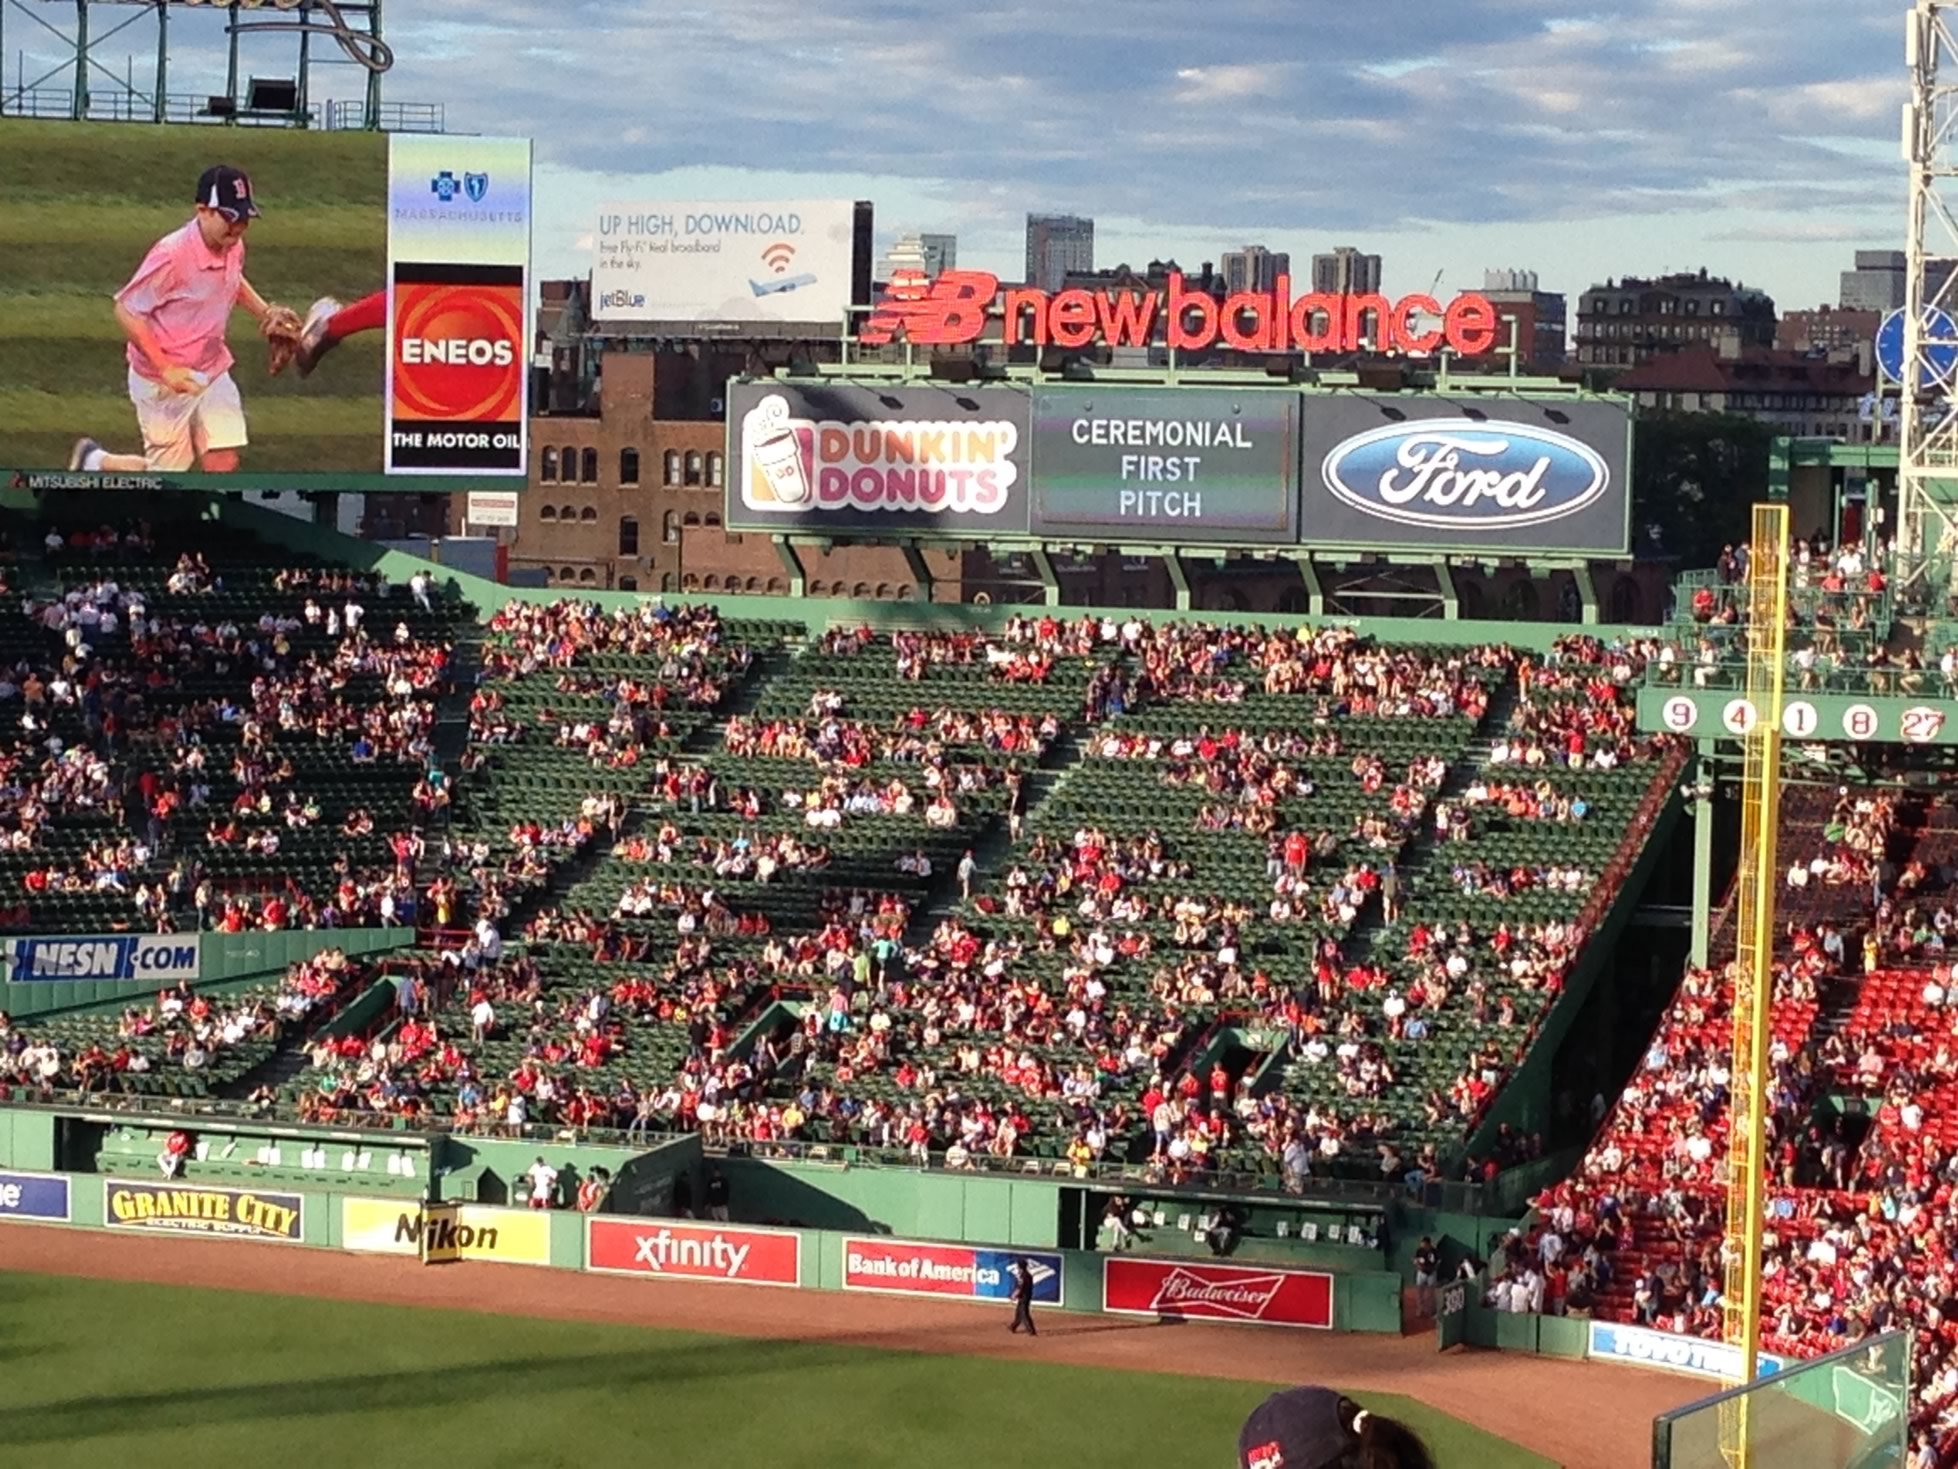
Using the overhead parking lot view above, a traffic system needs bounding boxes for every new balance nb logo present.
[859,269,998,346]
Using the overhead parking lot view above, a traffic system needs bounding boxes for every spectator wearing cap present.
[1238,1388,1434,1469]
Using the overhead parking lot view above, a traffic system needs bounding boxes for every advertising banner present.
[1030,387,1298,543]
[466,490,521,527]
[1300,394,1632,555]
[586,1218,802,1287]
[104,1179,303,1241]
[1102,1257,1333,1329]
[725,381,1031,538]
[840,1237,1063,1305]
[385,134,532,476]
[7,934,199,983]
[1587,1321,1786,1380]
[593,200,855,327]
[0,118,396,487]
[340,1198,550,1264]
[0,1170,72,1223]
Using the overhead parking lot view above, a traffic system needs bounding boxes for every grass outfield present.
[0,119,385,473]
[0,1272,1555,1469]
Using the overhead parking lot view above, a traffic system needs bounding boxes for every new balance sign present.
[8,935,199,982]
[1102,1257,1333,1330]
[586,1219,801,1287]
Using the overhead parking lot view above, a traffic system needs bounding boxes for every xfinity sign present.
[8,935,200,983]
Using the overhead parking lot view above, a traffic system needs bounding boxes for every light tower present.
[1900,2,1958,579]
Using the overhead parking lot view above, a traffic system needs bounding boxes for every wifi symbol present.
[761,241,796,274]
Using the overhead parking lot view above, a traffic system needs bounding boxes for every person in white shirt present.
[526,1156,559,1209]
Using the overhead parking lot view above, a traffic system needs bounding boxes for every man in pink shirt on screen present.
[70,164,296,475]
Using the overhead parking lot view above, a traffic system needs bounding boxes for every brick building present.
[1575,269,1776,371]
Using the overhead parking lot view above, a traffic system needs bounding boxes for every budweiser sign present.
[1152,1267,1287,1319]
[861,267,1499,357]
[1103,1256,1334,1330]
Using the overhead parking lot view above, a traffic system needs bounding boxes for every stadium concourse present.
[0,511,1679,1187]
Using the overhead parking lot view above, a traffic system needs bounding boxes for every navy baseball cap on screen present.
[195,165,261,221]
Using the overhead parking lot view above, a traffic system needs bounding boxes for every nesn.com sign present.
[8,935,199,983]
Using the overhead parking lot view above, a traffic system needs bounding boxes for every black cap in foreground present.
[1238,1388,1361,1469]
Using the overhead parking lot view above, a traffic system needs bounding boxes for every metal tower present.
[1901,2,1958,578]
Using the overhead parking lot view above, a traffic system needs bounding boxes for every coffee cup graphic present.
[748,395,811,507]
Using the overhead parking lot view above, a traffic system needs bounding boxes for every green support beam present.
[900,545,934,604]
[1298,557,1324,617]
[1573,563,1599,625]
[1164,552,1191,612]
[1029,547,1060,607]
[1434,560,1458,620]
[1691,741,1715,967]
[771,537,806,599]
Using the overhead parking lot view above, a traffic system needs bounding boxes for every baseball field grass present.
[0,118,386,473]
[0,1271,1554,1469]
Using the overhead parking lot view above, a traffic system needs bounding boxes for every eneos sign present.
[861,268,1499,357]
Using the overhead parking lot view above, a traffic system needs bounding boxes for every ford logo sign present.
[1321,418,1610,530]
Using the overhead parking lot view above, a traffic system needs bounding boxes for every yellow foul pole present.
[1718,503,1790,1469]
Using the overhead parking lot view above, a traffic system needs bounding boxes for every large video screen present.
[0,120,529,486]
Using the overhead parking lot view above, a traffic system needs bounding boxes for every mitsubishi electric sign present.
[1301,394,1632,555]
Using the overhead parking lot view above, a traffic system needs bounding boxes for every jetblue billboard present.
[0,1170,72,1222]
[1300,395,1631,555]
[8,935,200,983]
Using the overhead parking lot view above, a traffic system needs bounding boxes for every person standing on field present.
[1009,1257,1038,1336]
[70,165,301,475]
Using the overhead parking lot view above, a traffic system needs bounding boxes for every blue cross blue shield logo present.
[464,172,489,203]
[430,170,459,203]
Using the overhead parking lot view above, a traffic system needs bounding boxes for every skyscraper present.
[1025,214,1094,291]
[1221,245,1290,295]
[876,231,958,282]
[1839,250,1907,313]
[1311,246,1383,296]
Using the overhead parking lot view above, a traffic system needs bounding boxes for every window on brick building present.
[620,448,641,485]
[707,452,723,487]
[538,504,557,520]
[541,447,558,481]
[664,450,681,484]
[619,516,639,556]
[685,451,703,486]
[619,575,638,592]
[581,447,599,483]
[579,506,597,523]
[663,511,680,544]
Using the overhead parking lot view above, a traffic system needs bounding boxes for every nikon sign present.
[341,1198,550,1264]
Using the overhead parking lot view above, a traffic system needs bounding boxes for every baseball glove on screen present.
[262,305,305,376]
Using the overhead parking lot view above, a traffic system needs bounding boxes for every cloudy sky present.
[34,0,1904,310]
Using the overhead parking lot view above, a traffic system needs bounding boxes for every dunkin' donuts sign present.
[726,381,1032,537]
